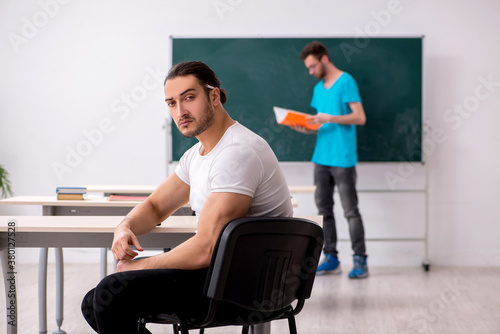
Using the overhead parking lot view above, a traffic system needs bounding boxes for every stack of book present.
[56,186,87,200]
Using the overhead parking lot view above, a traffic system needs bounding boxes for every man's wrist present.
[115,220,132,233]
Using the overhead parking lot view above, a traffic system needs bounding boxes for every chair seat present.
[203,302,293,326]
[143,301,293,327]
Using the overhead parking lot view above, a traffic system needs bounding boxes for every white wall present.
[1,0,499,266]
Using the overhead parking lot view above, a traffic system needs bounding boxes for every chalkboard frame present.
[170,37,423,163]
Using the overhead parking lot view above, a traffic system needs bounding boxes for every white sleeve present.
[175,149,192,186]
[209,144,264,198]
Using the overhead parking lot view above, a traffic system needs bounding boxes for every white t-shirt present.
[175,122,293,218]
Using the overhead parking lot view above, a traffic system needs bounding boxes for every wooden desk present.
[0,196,186,334]
[0,195,148,207]
[84,184,315,195]
[288,185,316,193]
[0,195,298,334]
[0,215,197,334]
[0,215,198,247]
[1,215,322,334]
[0,195,297,213]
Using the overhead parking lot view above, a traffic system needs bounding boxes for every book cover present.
[57,193,84,200]
[273,106,321,131]
[56,186,87,194]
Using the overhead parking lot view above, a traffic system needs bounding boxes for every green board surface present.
[171,37,422,162]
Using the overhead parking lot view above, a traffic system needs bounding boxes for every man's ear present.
[211,87,221,107]
[320,54,329,64]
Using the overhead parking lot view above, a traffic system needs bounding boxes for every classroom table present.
[0,194,306,334]
[0,196,154,276]
[0,194,297,278]
[0,196,176,334]
[84,184,316,195]
[0,195,298,214]
[0,215,196,334]
[1,215,322,334]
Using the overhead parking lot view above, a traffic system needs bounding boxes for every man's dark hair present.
[299,41,330,62]
[165,61,227,104]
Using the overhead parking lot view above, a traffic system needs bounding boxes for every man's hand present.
[304,104,366,126]
[111,225,144,261]
[291,125,318,134]
[306,113,332,125]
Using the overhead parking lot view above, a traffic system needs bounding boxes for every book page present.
[273,106,288,124]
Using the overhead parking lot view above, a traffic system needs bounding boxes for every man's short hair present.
[299,41,330,62]
[165,61,227,104]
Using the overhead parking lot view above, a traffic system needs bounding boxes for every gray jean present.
[314,164,366,257]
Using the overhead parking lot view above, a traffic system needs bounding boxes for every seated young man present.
[81,61,293,333]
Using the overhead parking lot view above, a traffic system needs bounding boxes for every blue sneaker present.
[348,255,369,279]
[316,253,341,275]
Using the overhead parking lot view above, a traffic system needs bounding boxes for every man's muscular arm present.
[115,191,252,272]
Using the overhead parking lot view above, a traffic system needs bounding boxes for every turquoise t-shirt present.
[310,72,361,168]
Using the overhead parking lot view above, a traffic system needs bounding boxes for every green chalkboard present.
[171,37,422,162]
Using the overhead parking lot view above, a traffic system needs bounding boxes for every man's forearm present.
[329,113,365,125]
[117,234,212,272]
[118,199,163,236]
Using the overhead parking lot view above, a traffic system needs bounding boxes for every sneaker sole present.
[317,268,342,275]
[348,272,369,279]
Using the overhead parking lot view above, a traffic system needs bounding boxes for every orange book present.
[273,106,321,131]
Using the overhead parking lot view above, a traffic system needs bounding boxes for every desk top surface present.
[0,215,322,233]
[85,185,315,194]
[0,196,146,207]
[0,215,196,233]
[0,195,298,208]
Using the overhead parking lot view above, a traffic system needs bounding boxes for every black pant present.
[81,268,209,333]
[314,164,366,257]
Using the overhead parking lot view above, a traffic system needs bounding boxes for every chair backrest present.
[204,217,324,313]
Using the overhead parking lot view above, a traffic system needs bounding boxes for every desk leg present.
[1,248,17,334]
[54,248,66,334]
[253,323,271,334]
[100,248,107,278]
[39,248,48,334]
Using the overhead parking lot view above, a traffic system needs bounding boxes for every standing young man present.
[295,41,368,278]
[81,61,293,333]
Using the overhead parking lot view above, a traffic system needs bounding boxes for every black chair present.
[137,216,323,334]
